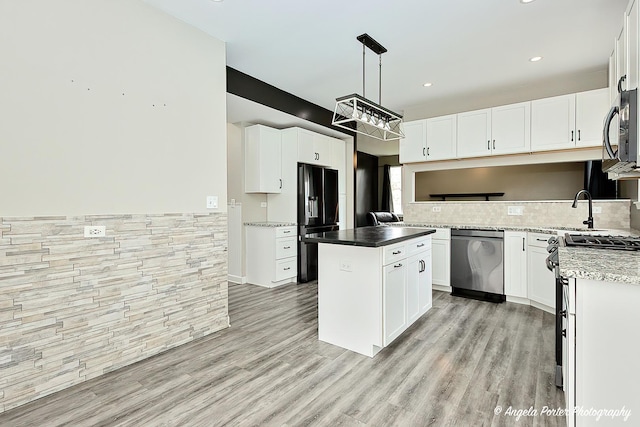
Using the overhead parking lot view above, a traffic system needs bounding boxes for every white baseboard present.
[506,295,530,306]
[432,284,452,293]
[228,274,246,284]
[530,299,554,314]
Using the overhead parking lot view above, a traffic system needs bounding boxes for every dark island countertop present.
[302,226,436,248]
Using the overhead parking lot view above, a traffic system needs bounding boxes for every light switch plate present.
[206,196,218,209]
[432,206,441,212]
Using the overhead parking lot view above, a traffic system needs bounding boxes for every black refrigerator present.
[298,163,339,283]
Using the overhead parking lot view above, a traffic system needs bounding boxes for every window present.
[389,166,402,215]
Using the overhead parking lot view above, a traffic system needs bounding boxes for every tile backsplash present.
[403,200,631,230]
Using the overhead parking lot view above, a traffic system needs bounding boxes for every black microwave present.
[602,86,638,174]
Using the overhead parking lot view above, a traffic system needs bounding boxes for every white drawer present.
[528,232,554,248]
[384,242,406,265]
[275,237,296,260]
[431,228,451,240]
[275,257,297,281]
[406,236,431,256]
[275,226,296,238]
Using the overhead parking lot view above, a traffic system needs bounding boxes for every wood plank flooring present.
[0,283,565,426]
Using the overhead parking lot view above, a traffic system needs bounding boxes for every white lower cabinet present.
[565,278,640,427]
[527,232,555,311]
[246,226,297,288]
[318,234,432,357]
[504,231,527,298]
[383,261,407,345]
[431,228,451,288]
[383,238,431,346]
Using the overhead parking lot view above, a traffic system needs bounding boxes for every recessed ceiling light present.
[423,82,433,87]
[529,56,543,62]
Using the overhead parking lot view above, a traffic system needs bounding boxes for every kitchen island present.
[303,226,436,357]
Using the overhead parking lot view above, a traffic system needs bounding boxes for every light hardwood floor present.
[0,283,565,426]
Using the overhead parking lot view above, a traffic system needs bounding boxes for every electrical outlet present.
[507,206,524,216]
[432,206,441,212]
[260,202,267,208]
[84,225,105,237]
[339,260,352,272]
[593,206,602,214]
[206,196,218,209]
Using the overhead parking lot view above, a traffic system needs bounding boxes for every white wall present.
[0,0,227,216]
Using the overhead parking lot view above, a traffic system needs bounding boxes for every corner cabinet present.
[245,125,282,193]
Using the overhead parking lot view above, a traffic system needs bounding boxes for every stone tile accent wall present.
[0,213,228,413]
[404,200,631,230]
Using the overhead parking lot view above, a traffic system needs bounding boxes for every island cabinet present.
[312,228,434,357]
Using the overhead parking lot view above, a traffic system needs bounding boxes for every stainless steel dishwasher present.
[450,229,505,302]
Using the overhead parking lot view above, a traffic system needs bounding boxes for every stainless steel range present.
[564,233,640,250]
[547,232,640,388]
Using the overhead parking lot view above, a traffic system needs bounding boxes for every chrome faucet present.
[572,189,593,229]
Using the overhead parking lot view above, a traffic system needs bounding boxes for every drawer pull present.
[392,250,402,255]
[535,238,547,241]
[394,263,403,268]
[283,230,291,234]
[417,243,425,248]
[283,246,291,249]
[284,267,291,271]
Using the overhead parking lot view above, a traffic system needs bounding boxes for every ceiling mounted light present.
[423,82,433,87]
[332,33,404,141]
[520,0,535,3]
[529,56,543,62]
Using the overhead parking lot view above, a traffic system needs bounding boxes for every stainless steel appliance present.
[298,163,339,282]
[602,85,638,176]
[450,229,505,302]
[546,232,640,388]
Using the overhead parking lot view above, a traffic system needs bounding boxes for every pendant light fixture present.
[332,33,404,141]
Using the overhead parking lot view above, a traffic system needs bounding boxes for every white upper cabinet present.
[399,120,427,163]
[425,114,457,160]
[627,0,639,90]
[400,116,457,163]
[575,88,610,147]
[491,102,531,155]
[531,93,576,151]
[457,108,492,158]
[245,124,282,193]
[531,88,609,151]
[298,128,332,167]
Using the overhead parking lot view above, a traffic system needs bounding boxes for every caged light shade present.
[331,34,404,141]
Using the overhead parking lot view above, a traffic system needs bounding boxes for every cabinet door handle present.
[427,147,430,156]
[487,140,490,150]
[394,263,403,268]
[283,246,291,249]
[618,75,627,93]
[571,130,574,142]
[392,250,402,255]
[423,147,426,157]
[562,329,566,337]
[578,130,581,141]
[522,237,525,251]
[417,243,425,248]
[492,140,495,150]
[315,152,319,160]
[279,179,282,189]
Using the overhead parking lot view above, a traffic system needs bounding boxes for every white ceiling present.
[144,0,628,155]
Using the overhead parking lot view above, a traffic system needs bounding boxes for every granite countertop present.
[559,246,640,285]
[302,226,436,248]
[244,222,296,227]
